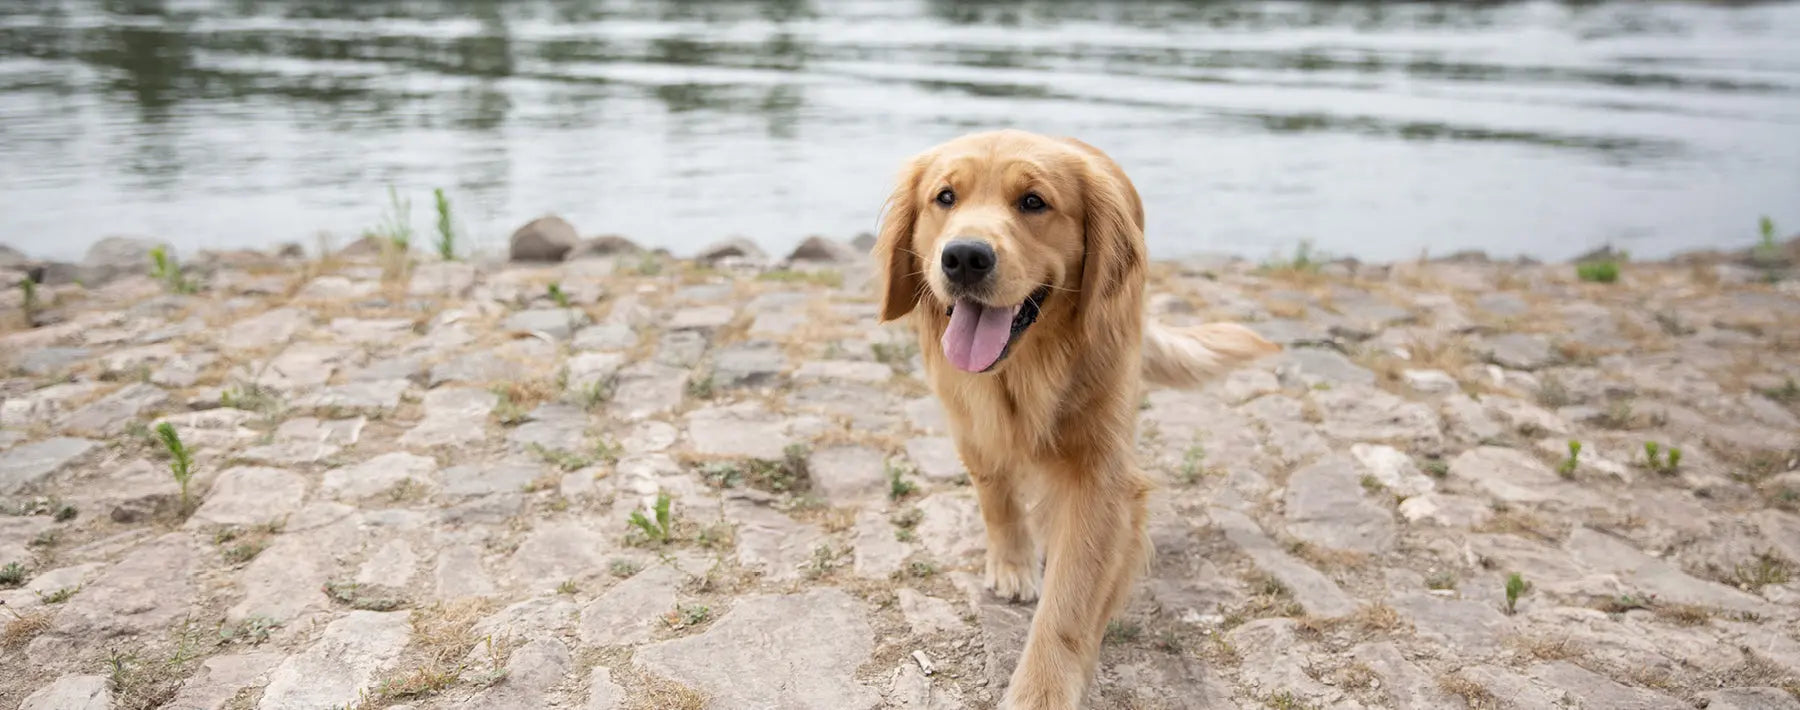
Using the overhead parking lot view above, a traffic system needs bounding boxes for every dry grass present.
[2,609,51,648]
[490,375,560,425]
[1287,541,1368,572]
[354,599,505,709]
[1505,632,1581,660]
[610,664,709,710]
[1223,572,1305,627]
[1436,673,1496,708]
[1294,603,1404,639]
[1652,603,1711,627]
[1475,509,1566,544]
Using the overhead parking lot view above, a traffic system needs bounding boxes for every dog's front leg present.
[961,441,1041,602]
[1001,459,1150,709]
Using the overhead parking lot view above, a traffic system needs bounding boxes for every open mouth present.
[941,285,1050,373]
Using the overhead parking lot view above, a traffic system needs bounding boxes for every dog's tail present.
[1141,322,1281,389]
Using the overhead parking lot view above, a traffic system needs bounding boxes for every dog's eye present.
[935,189,956,207]
[1019,193,1048,213]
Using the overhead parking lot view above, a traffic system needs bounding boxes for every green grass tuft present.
[155,423,196,515]
[1576,260,1619,283]
[1504,572,1529,615]
[433,188,457,260]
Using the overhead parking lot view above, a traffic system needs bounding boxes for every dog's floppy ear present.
[1076,155,1147,344]
[874,154,929,322]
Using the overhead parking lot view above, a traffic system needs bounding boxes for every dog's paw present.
[985,548,1041,603]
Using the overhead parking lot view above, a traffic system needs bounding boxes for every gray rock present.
[1449,446,1564,505]
[913,492,984,565]
[1283,454,1395,553]
[1442,393,1506,445]
[398,387,497,448]
[1483,333,1556,370]
[1313,384,1444,453]
[654,330,708,368]
[898,587,967,636]
[259,610,412,709]
[505,520,613,588]
[571,234,643,259]
[1398,494,1493,528]
[465,637,573,709]
[786,235,861,264]
[409,261,477,297]
[294,379,410,414]
[81,236,172,286]
[695,236,768,265]
[810,446,887,505]
[712,342,787,388]
[572,322,637,352]
[1391,592,1508,651]
[853,508,910,579]
[685,403,795,460]
[1699,688,1800,710]
[1352,641,1468,710]
[1210,507,1355,616]
[0,437,96,494]
[19,674,110,710]
[30,533,195,656]
[609,362,687,420]
[322,452,439,500]
[1475,292,1530,316]
[434,542,498,600]
[586,667,624,710]
[729,500,827,580]
[635,588,880,710]
[510,215,580,262]
[1565,527,1774,615]
[1527,661,1685,709]
[1402,368,1461,394]
[441,462,548,497]
[504,307,590,340]
[904,437,966,482]
[668,305,736,332]
[578,563,685,646]
[357,539,420,589]
[228,503,360,623]
[794,359,892,384]
[165,651,282,710]
[12,347,92,376]
[1448,664,1562,710]
[1350,443,1436,497]
[1227,619,1343,707]
[188,467,307,527]
[328,317,414,343]
[1279,347,1376,387]
[58,382,168,436]
[294,275,377,301]
[219,307,310,352]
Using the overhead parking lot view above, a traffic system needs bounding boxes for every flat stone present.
[259,610,412,710]
[1352,641,1466,710]
[294,379,410,414]
[685,403,795,460]
[506,404,591,453]
[238,342,355,392]
[1350,443,1436,497]
[1402,369,1461,394]
[712,343,788,388]
[188,467,307,527]
[694,237,767,265]
[1391,592,1508,651]
[1,382,104,425]
[219,307,311,352]
[635,588,880,710]
[1283,454,1395,554]
[586,667,624,710]
[853,508,910,578]
[30,533,195,656]
[398,387,497,448]
[434,542,498,600]
[229,503,361,623]
[1313,384,1444,453]
[504,520,613,589]
[19,674,110,710]
[321,452,439,500]
[327,317,414,343]
[1449,665,1562,710]
[11,347,93,376]
[1442,393,1507,445]
[1279,347,1376,387]
[794,360,893,384]
[504,307,590,340]
[566,351,627,393]
[1210,507,1355,617]
[898,587,967,636]
[465,637,573,709]
[409,261,477,297]
[811,446,887,505]
[1398,493,1493,528]
[1449,446,1564,505]
[669,305,736,331]
[1227,619,1342,707]
[1699,688,1800,710]
[1475,292,1530,316]
[608,362,687,420]
[0,437,96,494]
[165,651,282,710]
[1484,333,1556,370]
[572,322,638,352]
[294,275,377,301]
[904,437,965,482]
[57,383,168,436]
[441,462,548,497]
[1565,527,1774,614]
[729,500,827,581]
[429,350,511,387]
[750,310,805,337]
[1528,661,1685,709]
[578,563,685,646]
[654,330,707,368]
[621,420,678,455]
[357,539,420,589]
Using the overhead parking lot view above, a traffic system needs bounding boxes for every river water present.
[2,0,1797,263]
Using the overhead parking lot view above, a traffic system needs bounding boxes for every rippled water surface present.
[2,0,1798,262]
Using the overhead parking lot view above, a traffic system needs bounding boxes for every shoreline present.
[2,215,1799,707]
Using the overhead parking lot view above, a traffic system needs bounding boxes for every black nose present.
[940,240,995,287]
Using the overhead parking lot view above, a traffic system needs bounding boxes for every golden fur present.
[872,129,1279,708]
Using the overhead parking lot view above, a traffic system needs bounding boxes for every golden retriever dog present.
[872,129,1280,708]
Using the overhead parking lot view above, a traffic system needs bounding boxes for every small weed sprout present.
[685,373,715,400]
[1642,441,1681,474]
[629,493,675,544]
[546,282,570,307]
[1557,440,1581,478]
[36,586,79,604]
[1426,571,1457,591]
[887,462,918,501]
[0,562,25,588]
[433,187,457,260]
[608,559,642,578]
[149,245,198,294]
[1178,444,1214,485]
[1504,572,1529,615]
[155,423,197,514]
[556,579,578,595]
[1577,260,1619,283]
[18,278,38,324]
[1753,216,1781,264]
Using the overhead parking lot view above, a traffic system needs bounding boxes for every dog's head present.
[872,130,1146,374]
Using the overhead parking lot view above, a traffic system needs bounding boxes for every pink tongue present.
[942,299,1020,373]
